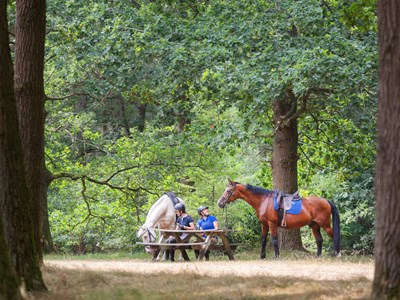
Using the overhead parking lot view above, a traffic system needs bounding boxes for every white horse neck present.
[144,194,181,228]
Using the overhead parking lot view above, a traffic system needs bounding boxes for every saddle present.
[276,190,301,227]
[165,192,180,222]
[165,192,180,206]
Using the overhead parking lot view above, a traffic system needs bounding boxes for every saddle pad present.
[273,192,302,215]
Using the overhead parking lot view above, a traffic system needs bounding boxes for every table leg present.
[197,234,213,260]
[218,233,234,260]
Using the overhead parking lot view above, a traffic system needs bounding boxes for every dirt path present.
[45,259,374,281]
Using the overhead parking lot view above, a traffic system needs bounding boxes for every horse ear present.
[228,178,234,185]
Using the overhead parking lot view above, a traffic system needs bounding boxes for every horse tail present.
[328,201,341,255]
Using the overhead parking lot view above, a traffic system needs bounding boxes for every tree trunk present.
[137,102,147,133]
[42,166,55,253]
[117,96,131,137]
[0,2,23,298]
[0,0,46,291]
[14,0,47,263]
[0,217,21,300]
[272,96,305,251]
[372,0,400,298]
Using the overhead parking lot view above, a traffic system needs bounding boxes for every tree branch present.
[45,92,97,101]
[285,90,311,124]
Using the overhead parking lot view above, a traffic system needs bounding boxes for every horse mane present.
[245,184,273,196]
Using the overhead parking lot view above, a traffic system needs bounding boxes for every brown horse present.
[218,179,340,258]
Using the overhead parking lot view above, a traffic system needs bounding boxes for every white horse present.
[137,193,184,259]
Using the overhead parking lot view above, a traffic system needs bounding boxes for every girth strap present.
[276,190,301,227]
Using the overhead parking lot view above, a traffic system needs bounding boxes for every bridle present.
[140,226,156,243]
[218,182,237,208]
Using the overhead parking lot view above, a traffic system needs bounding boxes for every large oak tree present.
[14,0,47,262]
[0,0,47,292]
[372,0,400,298]
[0,1,22,298]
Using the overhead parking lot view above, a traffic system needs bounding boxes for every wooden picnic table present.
[137,229,236,261]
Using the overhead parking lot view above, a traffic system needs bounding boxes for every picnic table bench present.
[137,228,237,261]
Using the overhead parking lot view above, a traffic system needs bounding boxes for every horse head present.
[137,226,157,254]
[218,179,238,208]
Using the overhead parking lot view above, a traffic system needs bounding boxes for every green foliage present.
[333,172,375,254]
[44,0,377,255]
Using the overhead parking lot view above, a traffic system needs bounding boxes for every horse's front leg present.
[269,224,279,258]
[260,223,269,259]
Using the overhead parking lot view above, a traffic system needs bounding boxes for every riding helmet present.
[174,203,185,212]
[197,205,208,215]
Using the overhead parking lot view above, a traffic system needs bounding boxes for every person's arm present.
[185,222,195,230]
[213,220,219,230]
[196,220,201,230]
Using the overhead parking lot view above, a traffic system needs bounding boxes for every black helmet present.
[174,203,185,212]
[197,205,208,215]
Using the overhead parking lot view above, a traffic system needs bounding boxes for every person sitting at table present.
[165,203,195,262]
[194,205,219,260]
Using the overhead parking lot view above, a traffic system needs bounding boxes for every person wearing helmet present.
[165,202,195,262]
[194,205,219,260]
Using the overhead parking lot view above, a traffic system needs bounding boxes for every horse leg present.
[311,223,323,257]
[260,223,269,259]
[321,220,338,256]
[270,225,279,258]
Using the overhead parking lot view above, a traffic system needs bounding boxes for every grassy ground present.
[44,247,374,263]
[32,250,373,300]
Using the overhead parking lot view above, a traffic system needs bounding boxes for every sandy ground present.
[44,259,374,281]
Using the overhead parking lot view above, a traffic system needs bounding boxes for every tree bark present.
[14,0,47,263]
[0,217,21,300]
[42,166,55,253]
[272,97,305,251]
[0,0,46,292]
[372,0,400,298]
[137,102,147,133]
[0,2,23,298]
[117,95,132,137]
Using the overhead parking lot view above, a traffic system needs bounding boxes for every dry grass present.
[30,262,372,300]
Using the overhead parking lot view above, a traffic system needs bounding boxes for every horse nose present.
[218,200,225,208]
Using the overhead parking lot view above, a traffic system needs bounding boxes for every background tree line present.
[2,0,399,298]
[43,0,377,255]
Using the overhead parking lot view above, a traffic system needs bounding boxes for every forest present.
[4,0,400,299]
[39,0,377,255]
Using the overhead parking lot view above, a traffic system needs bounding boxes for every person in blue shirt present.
[165,203,195,262]
[195,205,219,260]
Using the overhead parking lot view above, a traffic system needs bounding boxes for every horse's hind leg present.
[311,223,323,256]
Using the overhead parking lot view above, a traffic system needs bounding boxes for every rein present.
[140,226,156,243]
